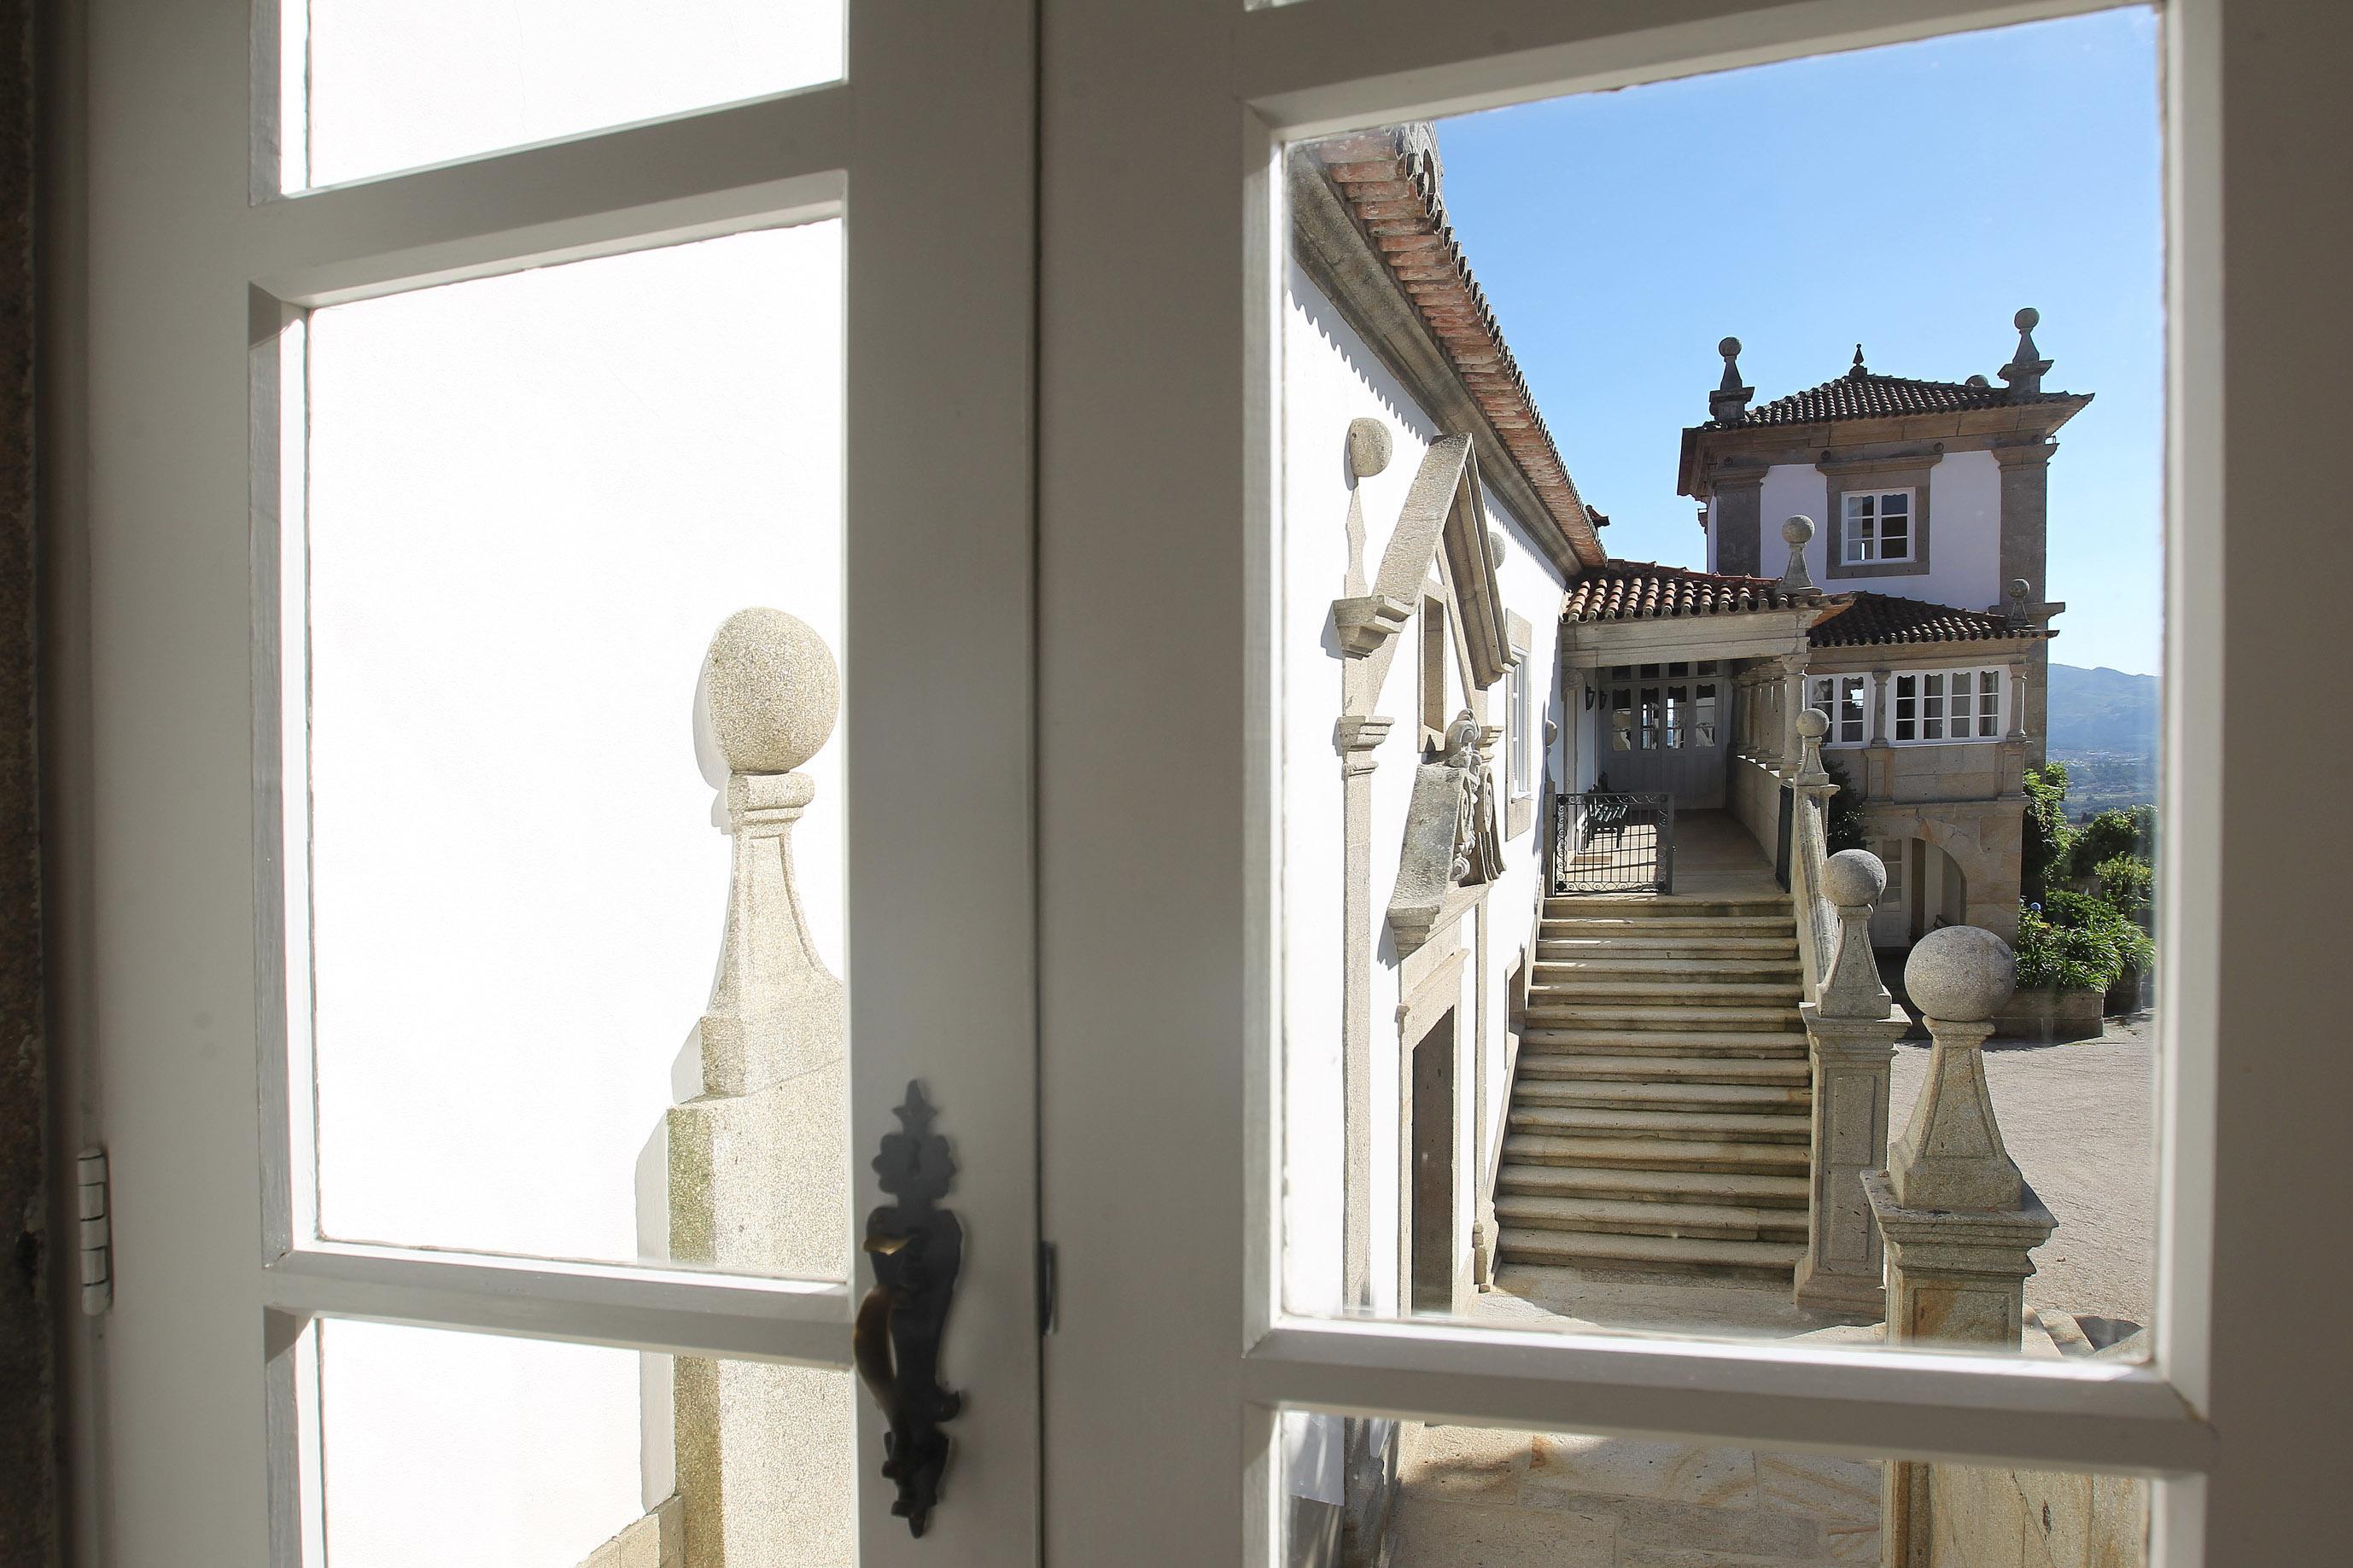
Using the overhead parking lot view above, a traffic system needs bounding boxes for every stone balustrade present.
[1865,924,2058,1568]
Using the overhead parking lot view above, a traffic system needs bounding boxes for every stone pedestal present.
[1795,848,1906,1314]
[661,609,855,1568]
[1866,925,2058,1568]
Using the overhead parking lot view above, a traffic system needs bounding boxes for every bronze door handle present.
[858,1083,965,1538]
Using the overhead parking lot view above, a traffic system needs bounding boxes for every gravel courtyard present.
[1889,1011,2157,1332]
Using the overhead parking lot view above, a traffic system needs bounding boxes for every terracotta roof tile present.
[1808,592,2046,649]
[1311,129,1605,568]
[1720,365,2082,429]
[1562,562,1796,623]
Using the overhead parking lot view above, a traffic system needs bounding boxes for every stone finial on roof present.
[1848,344,1867,379]
[1708,336,1754,424]
[1778,514,1820,598]
[2006,577,2033,628]
[2000,306,2053,398]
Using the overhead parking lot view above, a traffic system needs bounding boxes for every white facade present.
[1719,446,2006,611]
[1279,262,1574,1327]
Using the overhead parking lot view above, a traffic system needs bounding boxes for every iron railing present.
[1550,791,1675,895]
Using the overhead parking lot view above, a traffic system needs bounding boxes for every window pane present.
[1281,1411,2149,1568]
[1883,492,1910,516]
[301,223,847,1269]
[299,1319,852,1568]
[297,0,846,190]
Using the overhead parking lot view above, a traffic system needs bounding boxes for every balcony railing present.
[1550,791,1675,895]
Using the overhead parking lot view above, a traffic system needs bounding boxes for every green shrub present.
[2014,904,2130,993]
[2020,884,2156,1006]
[2094,854,2154,924]
[2068,805,2156,879]
[1819,755,1866,854]
[2022,761,2074,900]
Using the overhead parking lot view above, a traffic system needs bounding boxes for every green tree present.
[2094,854,2154,926]
[2068,804,2157,879]
[2021,761,2075,900]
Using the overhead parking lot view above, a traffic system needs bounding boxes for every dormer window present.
[1842,488,1914,564]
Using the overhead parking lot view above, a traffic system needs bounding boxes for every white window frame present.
[1036,0,2328,1564]
[1507,650,1533,799]
[1842,486,1917,563]
[1808,672,1874,746]
[1890,665,2006,743]
[52,2,1047,1561]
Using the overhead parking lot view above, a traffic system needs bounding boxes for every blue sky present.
[1433,7,2163,676]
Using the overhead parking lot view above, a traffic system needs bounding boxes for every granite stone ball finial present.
[1904,924,2017,1023]
[2010,578,2031,603]
[1822,848,1888,909]
[1782,515,1815,547]
[1346,417,1393,481]
[1797,707,1829,740]
[1487,528,1507,567]
[1720,335,1742,360]
[704,606,840,776]
[2015,306,2040,332]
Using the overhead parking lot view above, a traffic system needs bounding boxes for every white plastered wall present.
[1754,449,2004,609]
[1278,262,1568,1343]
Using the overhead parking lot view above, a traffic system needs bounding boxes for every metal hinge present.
[77,1148,112,1315]
[1037,1240,1058,1337]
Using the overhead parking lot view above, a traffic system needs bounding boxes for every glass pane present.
[299,1319,852,1568]
[1280,1410,2149,1567]
[299,222,847,1269]
[1278,6,2161,1361]
[296,1,845,190]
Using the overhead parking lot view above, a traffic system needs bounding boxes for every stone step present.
[1501,1227,1806,1275]
[1513,1079,1812,1114]
[1538,937,1799,960]
[1542,917,1795,938]
[1496,1163,1810,1207]
[1534,956,1800,978]
[1530,979,1805,1002]
[1544,895,1790,915]
[1508,1105,1813,1144]
[1503,1132,1810,1175]
[1521,1030,1811,1056]
[1495,1192,1811,1242]
[1523,1004,1805,1031]
[1513,1052,1810,1085]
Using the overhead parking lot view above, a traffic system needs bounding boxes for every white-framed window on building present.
[1508,654,1533,798]
[1808,673,1872,745]
[1891,667,2005,743]
[1841,488,1914,563]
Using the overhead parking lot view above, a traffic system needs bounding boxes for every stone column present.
[1792,850,1907,1314]
[1866,666,1893,797]
[1865,925,2057,1568]
[1774,653,1809,776]
[1335,715,1391,1310]
[666,608,855,1568]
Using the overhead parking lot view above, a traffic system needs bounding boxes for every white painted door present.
[1032,0,2338,1563]
[61,3,1036,1565]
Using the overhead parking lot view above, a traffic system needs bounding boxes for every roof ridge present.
[1310,128,1605,568]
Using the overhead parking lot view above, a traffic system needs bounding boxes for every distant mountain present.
[2045,663,2158,820]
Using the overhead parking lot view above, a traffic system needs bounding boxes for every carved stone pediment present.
[1388,714,1504,955]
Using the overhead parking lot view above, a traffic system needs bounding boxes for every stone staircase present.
[1497,891,1812,1278]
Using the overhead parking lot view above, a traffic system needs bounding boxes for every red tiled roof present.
[1807,592,2047,648]
[1311,128,1606,568]
[1722,364,2082,429]
[1562,562,1797,623]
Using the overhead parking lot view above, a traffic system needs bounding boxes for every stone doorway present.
[1409,1010,1458,1315]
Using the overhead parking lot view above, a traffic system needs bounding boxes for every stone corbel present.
[1333,592,1415,658]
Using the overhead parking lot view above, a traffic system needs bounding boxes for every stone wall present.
[1728,754,1783,869]
[0,0,55,1562]
[1925,1461,2147,1568]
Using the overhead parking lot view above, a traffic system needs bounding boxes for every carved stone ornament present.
[1388,710,1503,953]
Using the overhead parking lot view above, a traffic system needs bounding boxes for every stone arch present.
[1863,802,2024,944]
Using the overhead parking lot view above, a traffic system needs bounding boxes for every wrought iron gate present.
[1550,792,1675,895]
